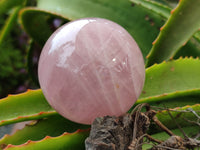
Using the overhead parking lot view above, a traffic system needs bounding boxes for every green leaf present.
[194,31,200,43]
[0,115,89,149]
[130,0,200,44]
[152,0,179,8]
[0,89,56,127]
[147,104,200,134]
[19,8,68,46]
[137,58,200,106]
[26,40,40,86]
[130,0,200,59]
[155,104,200,132]
[0,6,21,46]
[173,39,200,59]
[146,0,200,67]
[130,0,171,18]
[23,0,165,60]
[3,129,89,150]
[143,125,200,149]
[0,0,25,15]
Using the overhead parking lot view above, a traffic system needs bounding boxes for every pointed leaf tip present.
[146,0,200,67]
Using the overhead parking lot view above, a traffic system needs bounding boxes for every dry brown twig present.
[150,108,200,150]
[85,103,200,150]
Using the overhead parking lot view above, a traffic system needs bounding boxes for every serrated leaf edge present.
[137,88,200,104]
[145,56,199,70]
[146,0,200,67]
[158,103,200,113]
[138,57,200,103]
[0,111,57,127]
[4,129,90,150]
[0,89,57,127]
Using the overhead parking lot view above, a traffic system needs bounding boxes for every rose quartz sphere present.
[38,18,145,124]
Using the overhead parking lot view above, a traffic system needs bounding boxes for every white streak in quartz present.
[98,31,121,114]
[104,38,134,98]
[94,23,135,113]
[96,27,124,114]
[73,31,114,122]
[109,31,138,111]
[83,22,121,115]
[82,27,117,115]
[123,41,141,97]
[100,28,125,113]
[65,55,102,123]
[54,49,102,123]
[116,43,136,96]
[113,56,136,99]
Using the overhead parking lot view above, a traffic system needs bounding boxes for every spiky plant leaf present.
[143,126,200,149]
[19,8,68,46]
[0,115,88,149]
[3,129,89,150]
[0,0,25,15]
[138,58,200,106]
[0,89,55,127]
[146,0,200,66]
[20,0,165,60]
[130,0,200,55]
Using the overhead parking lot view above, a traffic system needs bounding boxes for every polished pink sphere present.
[38,18,145,124]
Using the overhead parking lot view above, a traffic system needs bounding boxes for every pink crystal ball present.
[38,18,145,124]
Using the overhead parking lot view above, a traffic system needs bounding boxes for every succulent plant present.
[0,0,200,149]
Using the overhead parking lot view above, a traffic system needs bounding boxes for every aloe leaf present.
[194,31,200,43]
[130,0,200,60]
[149,104,200,134]
[24,0,165,60]
[19,8,68,46]
[151,126,199,141]
[0,89,56,127]
[0,6,21,46]
[3,129,89,150]
[137,58,200,106]
[152,0,179,8]
[0,0,25,15]
[130,0,171,18]
[143,126,199,149]
[130,0,200,44]
[146,0,200,67]
[0,0,26,45]
[130,0,200,42]
[26,40,40,86]
[156,104,200,131]
[0,115,89,149]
